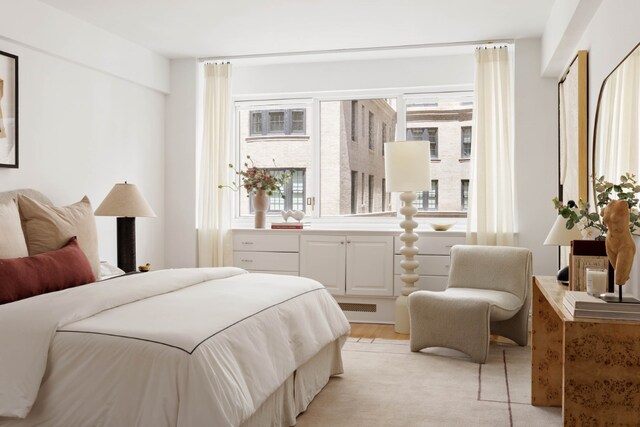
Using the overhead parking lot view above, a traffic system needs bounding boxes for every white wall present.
[513,38,558,276]
[561,0,640,295]
[0,3,167,269]
[164,59,199,268]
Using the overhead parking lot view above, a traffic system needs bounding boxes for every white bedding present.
[0,267,350,426]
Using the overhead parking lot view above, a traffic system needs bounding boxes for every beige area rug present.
[296,338,561,427]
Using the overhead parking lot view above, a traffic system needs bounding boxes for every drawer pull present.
[347,241,351,244]
[241,241,254,245]
[340,241,344,245]
[241,259,253,263]
[445,245,453,248]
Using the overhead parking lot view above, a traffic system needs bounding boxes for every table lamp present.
[544,206,582,282]
[95,182,156,273]
[384,141,431,334]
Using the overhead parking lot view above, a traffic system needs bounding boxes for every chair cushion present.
[442,288,523,321]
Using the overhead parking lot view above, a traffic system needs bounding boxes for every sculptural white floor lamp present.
[384,141,431,334]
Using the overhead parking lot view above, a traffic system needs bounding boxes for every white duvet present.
[0,267,350,426]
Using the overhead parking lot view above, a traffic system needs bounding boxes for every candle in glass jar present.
[586,268,608,296]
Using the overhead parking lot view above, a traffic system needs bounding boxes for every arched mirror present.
[593,42,640,191]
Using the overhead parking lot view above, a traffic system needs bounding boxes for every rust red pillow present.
[0,237,95,304]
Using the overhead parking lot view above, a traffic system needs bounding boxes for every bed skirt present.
[242,337,345,427]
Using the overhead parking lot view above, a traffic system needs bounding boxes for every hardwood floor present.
[349,323,409,340]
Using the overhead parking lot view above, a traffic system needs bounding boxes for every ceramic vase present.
[253,190,269,229]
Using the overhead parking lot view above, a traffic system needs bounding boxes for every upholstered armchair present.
[408,245,533,364]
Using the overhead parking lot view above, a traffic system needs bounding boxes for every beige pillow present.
[18,195,100,279]
[0,199,29,259]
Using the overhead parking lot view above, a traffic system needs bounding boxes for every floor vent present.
[338,302,377,313]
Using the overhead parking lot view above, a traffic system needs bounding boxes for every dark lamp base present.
[117,217,136,273]
[557,266,569,284]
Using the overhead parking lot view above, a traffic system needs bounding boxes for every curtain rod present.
[198,38,514,63]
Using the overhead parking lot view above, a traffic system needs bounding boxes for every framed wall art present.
[0,50,18,168]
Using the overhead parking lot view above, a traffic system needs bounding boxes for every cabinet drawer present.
[394,255,450,276]
[233,251,299,272]
[233,233,299,252]
[394,235,465,255]
[394,275,448,296]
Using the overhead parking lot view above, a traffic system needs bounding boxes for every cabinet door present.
[346,235,394,296]
[300,235,346,295]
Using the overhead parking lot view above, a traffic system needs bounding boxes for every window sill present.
[246,135,310,142]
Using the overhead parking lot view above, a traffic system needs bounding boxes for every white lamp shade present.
[544,215,582,246]
[384,141,431,192]
[94,182,157,218]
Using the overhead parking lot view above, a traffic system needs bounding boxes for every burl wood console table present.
[532,276,640,425]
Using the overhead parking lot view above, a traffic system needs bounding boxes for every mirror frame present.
[592,41,640,204]
[558,50,589,204]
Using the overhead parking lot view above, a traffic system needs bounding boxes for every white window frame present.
[231,84,472,228]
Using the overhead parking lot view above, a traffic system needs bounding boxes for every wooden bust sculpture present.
[602,200,636,285]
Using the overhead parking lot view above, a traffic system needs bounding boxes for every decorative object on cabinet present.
[557,50,588,204]
[292,210,305,222]
[408,245,532,364]
[94,182,156,273]
[281,210,293,222]
[427,222,454,231]
[384,140,431,334]
[0,49,18,168]
[544,201,582,283]
[569,240,612,292]
[253,189,269,228]
[601,199,638,303]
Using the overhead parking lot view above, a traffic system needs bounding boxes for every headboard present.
[0,189,53,206]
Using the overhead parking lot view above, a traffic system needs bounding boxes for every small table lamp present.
[384,141,431,334]
[544,209,582,282]
[95,182,156,273]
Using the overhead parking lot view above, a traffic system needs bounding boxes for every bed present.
[0,189,350,427]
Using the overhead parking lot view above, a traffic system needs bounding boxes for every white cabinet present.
[393,235,465,295]
[300,235,394,297]
[233,232,300,275]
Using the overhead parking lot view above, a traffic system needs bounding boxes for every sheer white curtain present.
[466,47,515,246]
[197,63,232,267]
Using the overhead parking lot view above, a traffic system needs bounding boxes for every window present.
[368,112,375,150]
[414,180,438,211]
[406,92,472,215]
[461,126,472,158]
[248,109,307,136]
[368,175,374,212]
[250,112,262,134]
[382,178,386,212]
[461,179,469,211]
[427,128,438,159]
[268,111,285,133]
[351,101,357,142]
[235,93,474,220]
[351,171,358,214]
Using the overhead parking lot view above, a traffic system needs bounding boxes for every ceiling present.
[39,0,557,59]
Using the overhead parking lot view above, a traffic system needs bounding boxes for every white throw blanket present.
[0,268,350,426]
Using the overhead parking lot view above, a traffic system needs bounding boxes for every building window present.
[268,111,285,133]
[248,109,306,135]
[361,172,365,205]
[382,123,387,144]
[351,171,358,214]
[426,128,438,159]
[382,178,386,212]
[351,101,357,142]
[461,179,469,211]
[361,105,365,140]
[252,168,305,213]
[368,112,375,150]
[414,180,438,211]
[368,175,374,212]
[461,126,472,158]
[405,127,438,159]
[250,111,262,134]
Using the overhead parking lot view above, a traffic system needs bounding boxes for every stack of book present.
[270,222,304,230]
[563,291,640,320]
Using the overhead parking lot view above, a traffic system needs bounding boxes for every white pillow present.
[0,199,28,259]
[99,261,125,280]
